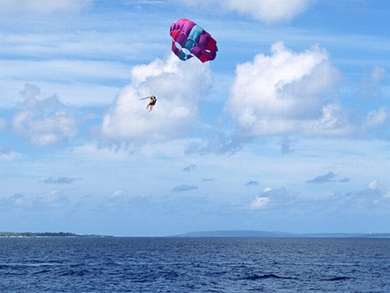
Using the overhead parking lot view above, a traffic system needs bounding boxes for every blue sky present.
[1,0,389,236]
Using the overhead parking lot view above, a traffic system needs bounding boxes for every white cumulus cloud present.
[12,84,78,147]
[99,55,213,142]
[226,42,348,137]
[250,196,270,209]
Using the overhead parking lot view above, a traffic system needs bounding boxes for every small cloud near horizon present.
[183,164,196,172]
[306,172,349,184]
[172,184,199,192]
[43,177,81,184]
[245,180,259,186]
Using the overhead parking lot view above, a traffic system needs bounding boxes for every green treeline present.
[1,232,79,237]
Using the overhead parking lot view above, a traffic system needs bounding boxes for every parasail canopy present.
[169,18,218,63]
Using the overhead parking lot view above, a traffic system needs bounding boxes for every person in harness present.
[146,96,157,112]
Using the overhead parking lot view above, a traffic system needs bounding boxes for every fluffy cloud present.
[250,196,270,209]
[360,180,390,199]
[226,43,390,140]
[12,84,78,147]
[99,55,213,142]
[0,0,92,13]
[173,0,315,23]
[248,187,292,210]
[0,146,21,160]
[226,42,351,138]
[103,189,129,209]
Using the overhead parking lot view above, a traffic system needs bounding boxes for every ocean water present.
[0,237,389,292]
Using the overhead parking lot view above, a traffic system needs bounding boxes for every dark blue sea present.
[0,237,389,292]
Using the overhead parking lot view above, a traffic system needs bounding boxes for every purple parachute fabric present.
[169,18,217,63]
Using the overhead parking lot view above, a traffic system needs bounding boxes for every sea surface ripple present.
[0,237,389,292]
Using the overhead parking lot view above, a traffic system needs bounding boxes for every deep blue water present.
[0,237,389,292]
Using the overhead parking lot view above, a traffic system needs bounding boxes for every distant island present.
[3,230,390,238]
[0,232,110,238]
[174,230,390,238]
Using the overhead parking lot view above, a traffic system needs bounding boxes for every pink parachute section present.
[169,18,218,63]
